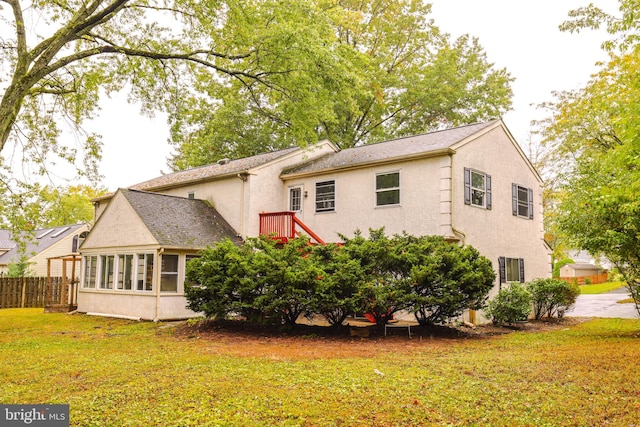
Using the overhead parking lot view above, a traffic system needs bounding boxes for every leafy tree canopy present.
[168,0,514,169]
[0,0,318,241]
[0,184,105,229]
[537,0,640,313]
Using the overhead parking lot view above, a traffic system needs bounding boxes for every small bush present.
[485,283,532,326]
[527,278,580,319]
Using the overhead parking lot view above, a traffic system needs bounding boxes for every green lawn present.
[578,281,626,294]
[1,309,640,426]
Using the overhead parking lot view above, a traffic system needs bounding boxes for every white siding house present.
[0,224,89,277]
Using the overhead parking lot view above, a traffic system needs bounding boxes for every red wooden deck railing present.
[259,211,326,245]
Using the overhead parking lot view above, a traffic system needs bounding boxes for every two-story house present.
[78,119,550,321]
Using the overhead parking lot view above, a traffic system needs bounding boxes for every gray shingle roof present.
[0,230,14,250]
[0,223,87,265]
[130,147,300,191]
[282,121,498,176]
[120,189,241,248]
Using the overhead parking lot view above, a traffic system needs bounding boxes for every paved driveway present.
[565,288,639,319]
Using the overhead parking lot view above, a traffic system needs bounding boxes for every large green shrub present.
[185,239,259,320]
[250,236,321,326]
[485,283,532,326]
[310,243,366,326]
[407,235,495,325]
[338,229,414,326]
[527,278,580,319]
[186,229,496,329]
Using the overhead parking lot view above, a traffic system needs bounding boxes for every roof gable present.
[450,120,542,182]
[281,121,498,177]
[120,189,241,248]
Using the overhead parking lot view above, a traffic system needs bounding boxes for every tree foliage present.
[168,0,513,169]
[537,0,640,314]
[0,0,300,162]
[185,230,495,328]
[0,184,104,229]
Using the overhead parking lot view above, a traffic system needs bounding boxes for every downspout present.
[154,247,164,322]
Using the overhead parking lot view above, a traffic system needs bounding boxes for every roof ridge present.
[346,120,498,151]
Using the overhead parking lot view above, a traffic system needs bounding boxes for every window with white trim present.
[99,255,115,289]
[464,168,492,209]
[83,253,155,291]
[315,180,335,213]
[117,254,134,290]
[136,253,154,291]
[499,257,524,284]
[160,254,179,292]
[512,184,534,219]
[289,186,302,212]
[375,172,400,206]
[83,256,97,288]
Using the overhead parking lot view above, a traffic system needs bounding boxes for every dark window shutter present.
[464,168,471,205]
[486,174,492,210]
[498,256,506,283]
[519,258,525,282]
[72,235,79,253]
[512,183,518,216]
[528,188,534,219]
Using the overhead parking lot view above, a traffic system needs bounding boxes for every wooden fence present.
[558,273,609,286]
[0,277,72,309]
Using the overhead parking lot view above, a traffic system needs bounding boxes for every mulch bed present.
[168,317,590,361]
[174,316,588,341]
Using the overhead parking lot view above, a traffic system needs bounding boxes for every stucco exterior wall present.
[282,156,444,242]
[81,192,157,250]
[451,126,550,293]
[153,142,337,238]
[159,178,245,235]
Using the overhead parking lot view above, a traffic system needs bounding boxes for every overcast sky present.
[91,0,614,191]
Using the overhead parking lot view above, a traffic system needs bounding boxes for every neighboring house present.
[567,250,613,270]
[560,263,606,278]
[0,230,13,259]
[0,223,90,277]
[79,119,551,321]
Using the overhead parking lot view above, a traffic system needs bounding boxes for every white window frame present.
[98,255,115,289]
[470,170,487,208]
[83,255,97,288]
[512,184,534,219]
[499,256,525,284]
[116,254,134,290]
[315,180,335,213]
[464,168,492,210]
[289,185,303,213]
[160,253,179,293]
[375,171,400,207]
[136,253,154,292]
